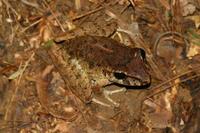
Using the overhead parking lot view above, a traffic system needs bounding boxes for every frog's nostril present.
[142,76,151,85]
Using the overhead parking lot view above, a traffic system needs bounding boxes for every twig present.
[4,52,35,121]
[128,0,136,7]
[20,18,43,34]
[72,0,119,21]
[146,65,200,99]
[72,7,104,21]
[153,31,190,58]
[43,0,65,32]
[146,73,200,100]
[120,3,131,14]
[21,0,39,9]
[2,0,20,18]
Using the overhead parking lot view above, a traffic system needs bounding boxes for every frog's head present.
[110,48,151,87]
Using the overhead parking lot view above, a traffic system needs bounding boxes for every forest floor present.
[1,0,200,133]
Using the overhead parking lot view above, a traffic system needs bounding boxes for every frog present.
[60,35,151,107]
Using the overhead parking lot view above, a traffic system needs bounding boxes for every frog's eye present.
[114,72,126,79]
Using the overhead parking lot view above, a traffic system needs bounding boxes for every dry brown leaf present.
[180,0,196,16]
[187,44,200,58]
[186,15,200,29]
[35,63,80,120]
[144,91,174,128]
[187,30,200,57]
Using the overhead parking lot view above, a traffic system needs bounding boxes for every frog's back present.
[62,36,137,70]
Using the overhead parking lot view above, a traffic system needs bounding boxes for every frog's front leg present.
[90,86,126,107]
[103,87,126,107]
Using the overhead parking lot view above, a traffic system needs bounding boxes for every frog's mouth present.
[110,72,150,87]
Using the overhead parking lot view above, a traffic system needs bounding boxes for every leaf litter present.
[0,0,200,133]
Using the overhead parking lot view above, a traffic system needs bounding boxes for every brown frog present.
[60,36,150,107]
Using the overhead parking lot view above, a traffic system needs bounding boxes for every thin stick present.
[4,53,35,121]
[20,18,43,34]
[2,0,20,18]
[43,0,66,32]
[146,67,200,99]
[128,0,136,7]
[72,7,104,21]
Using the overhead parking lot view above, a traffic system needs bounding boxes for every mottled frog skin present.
[60,36,150,101]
